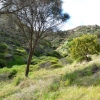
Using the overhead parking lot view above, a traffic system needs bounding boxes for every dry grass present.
[1,55,100,100]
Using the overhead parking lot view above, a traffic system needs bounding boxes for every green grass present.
[0,55,100,100]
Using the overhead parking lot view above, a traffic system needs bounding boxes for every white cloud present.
[62,0,100,30]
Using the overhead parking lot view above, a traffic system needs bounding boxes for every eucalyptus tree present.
[0,0,70,77]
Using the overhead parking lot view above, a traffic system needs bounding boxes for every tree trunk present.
[25,38,38,77]
[25,50,33,77]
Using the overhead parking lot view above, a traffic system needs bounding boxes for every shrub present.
[34,50,42,57]
[8,69,17,79]
[68,34,99,61]
[50,64,63,68]
[30,65,40,71]
[0,59,6,68]
[0,43,7,53]
[76,56,92,62]
[7,55,25,67]
[14,48,27,56]
[31,56,58,65]
[13,76,23,86]
[0,43,7,68]
[46,51,62,58]
[50,60,58,64]
[0,54,5,59]
[66,56,74,64]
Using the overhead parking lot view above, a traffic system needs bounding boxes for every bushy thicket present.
[0,42,7,68]
[68,34,100,61]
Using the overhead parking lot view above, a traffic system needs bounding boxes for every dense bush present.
[0,43,7,53]
[0,59,6,68]
[0,43,7,68]
[0,54,5,59]
[14,48,27,56]
[34,50,42,57]
[8,69,17,79]
[46,51,62,58]
[66,56,74,64]
[76,56,92,62]
[68,34,99,61]
[7,55,25,67]
[50,64,63,68]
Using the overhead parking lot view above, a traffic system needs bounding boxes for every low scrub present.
[0,59,6,68]
[50,64,63,69]
[68,34,99,62]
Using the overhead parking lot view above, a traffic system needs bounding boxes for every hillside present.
[0,24,100,65]
[0,24,100,100]
[0,24,100,66]
[55,25,100,56]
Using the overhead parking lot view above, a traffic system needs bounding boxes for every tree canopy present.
[68,34,99,61]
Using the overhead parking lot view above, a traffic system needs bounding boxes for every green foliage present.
[76,56,92,62]
[0,55,100,100]
[43,92,60,100]
[46,51,62,58]
[0,54,5,59]
[0,43,7,68]
[13,76,23,86]
[50,64,63,68]
[31,56,60,69]
[30,65,40,71]
[49,60,58,64]
[96,44,100,52]
[0,43,7,53]
[7,55,25,67]
[0,59,6,68]
[62,65,93,85]
[66,56,74,64]
[34,50,40,57]
[31,56,58,65]
[8,69,17,79]
[68,34,99,61]
[14,48,27,56]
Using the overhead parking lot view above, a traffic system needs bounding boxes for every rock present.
[39,62,52,68]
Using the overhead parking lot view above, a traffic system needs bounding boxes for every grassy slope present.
[0,55,100,100]
[0,25,100,100]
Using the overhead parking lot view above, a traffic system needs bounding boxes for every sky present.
[62,0,100,30]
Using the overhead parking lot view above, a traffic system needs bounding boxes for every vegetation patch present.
[50,64,63,69]
[68,34,99,62]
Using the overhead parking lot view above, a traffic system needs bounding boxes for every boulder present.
[39,61,52,68]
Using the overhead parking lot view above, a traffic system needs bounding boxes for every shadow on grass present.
[62,64,100,86]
